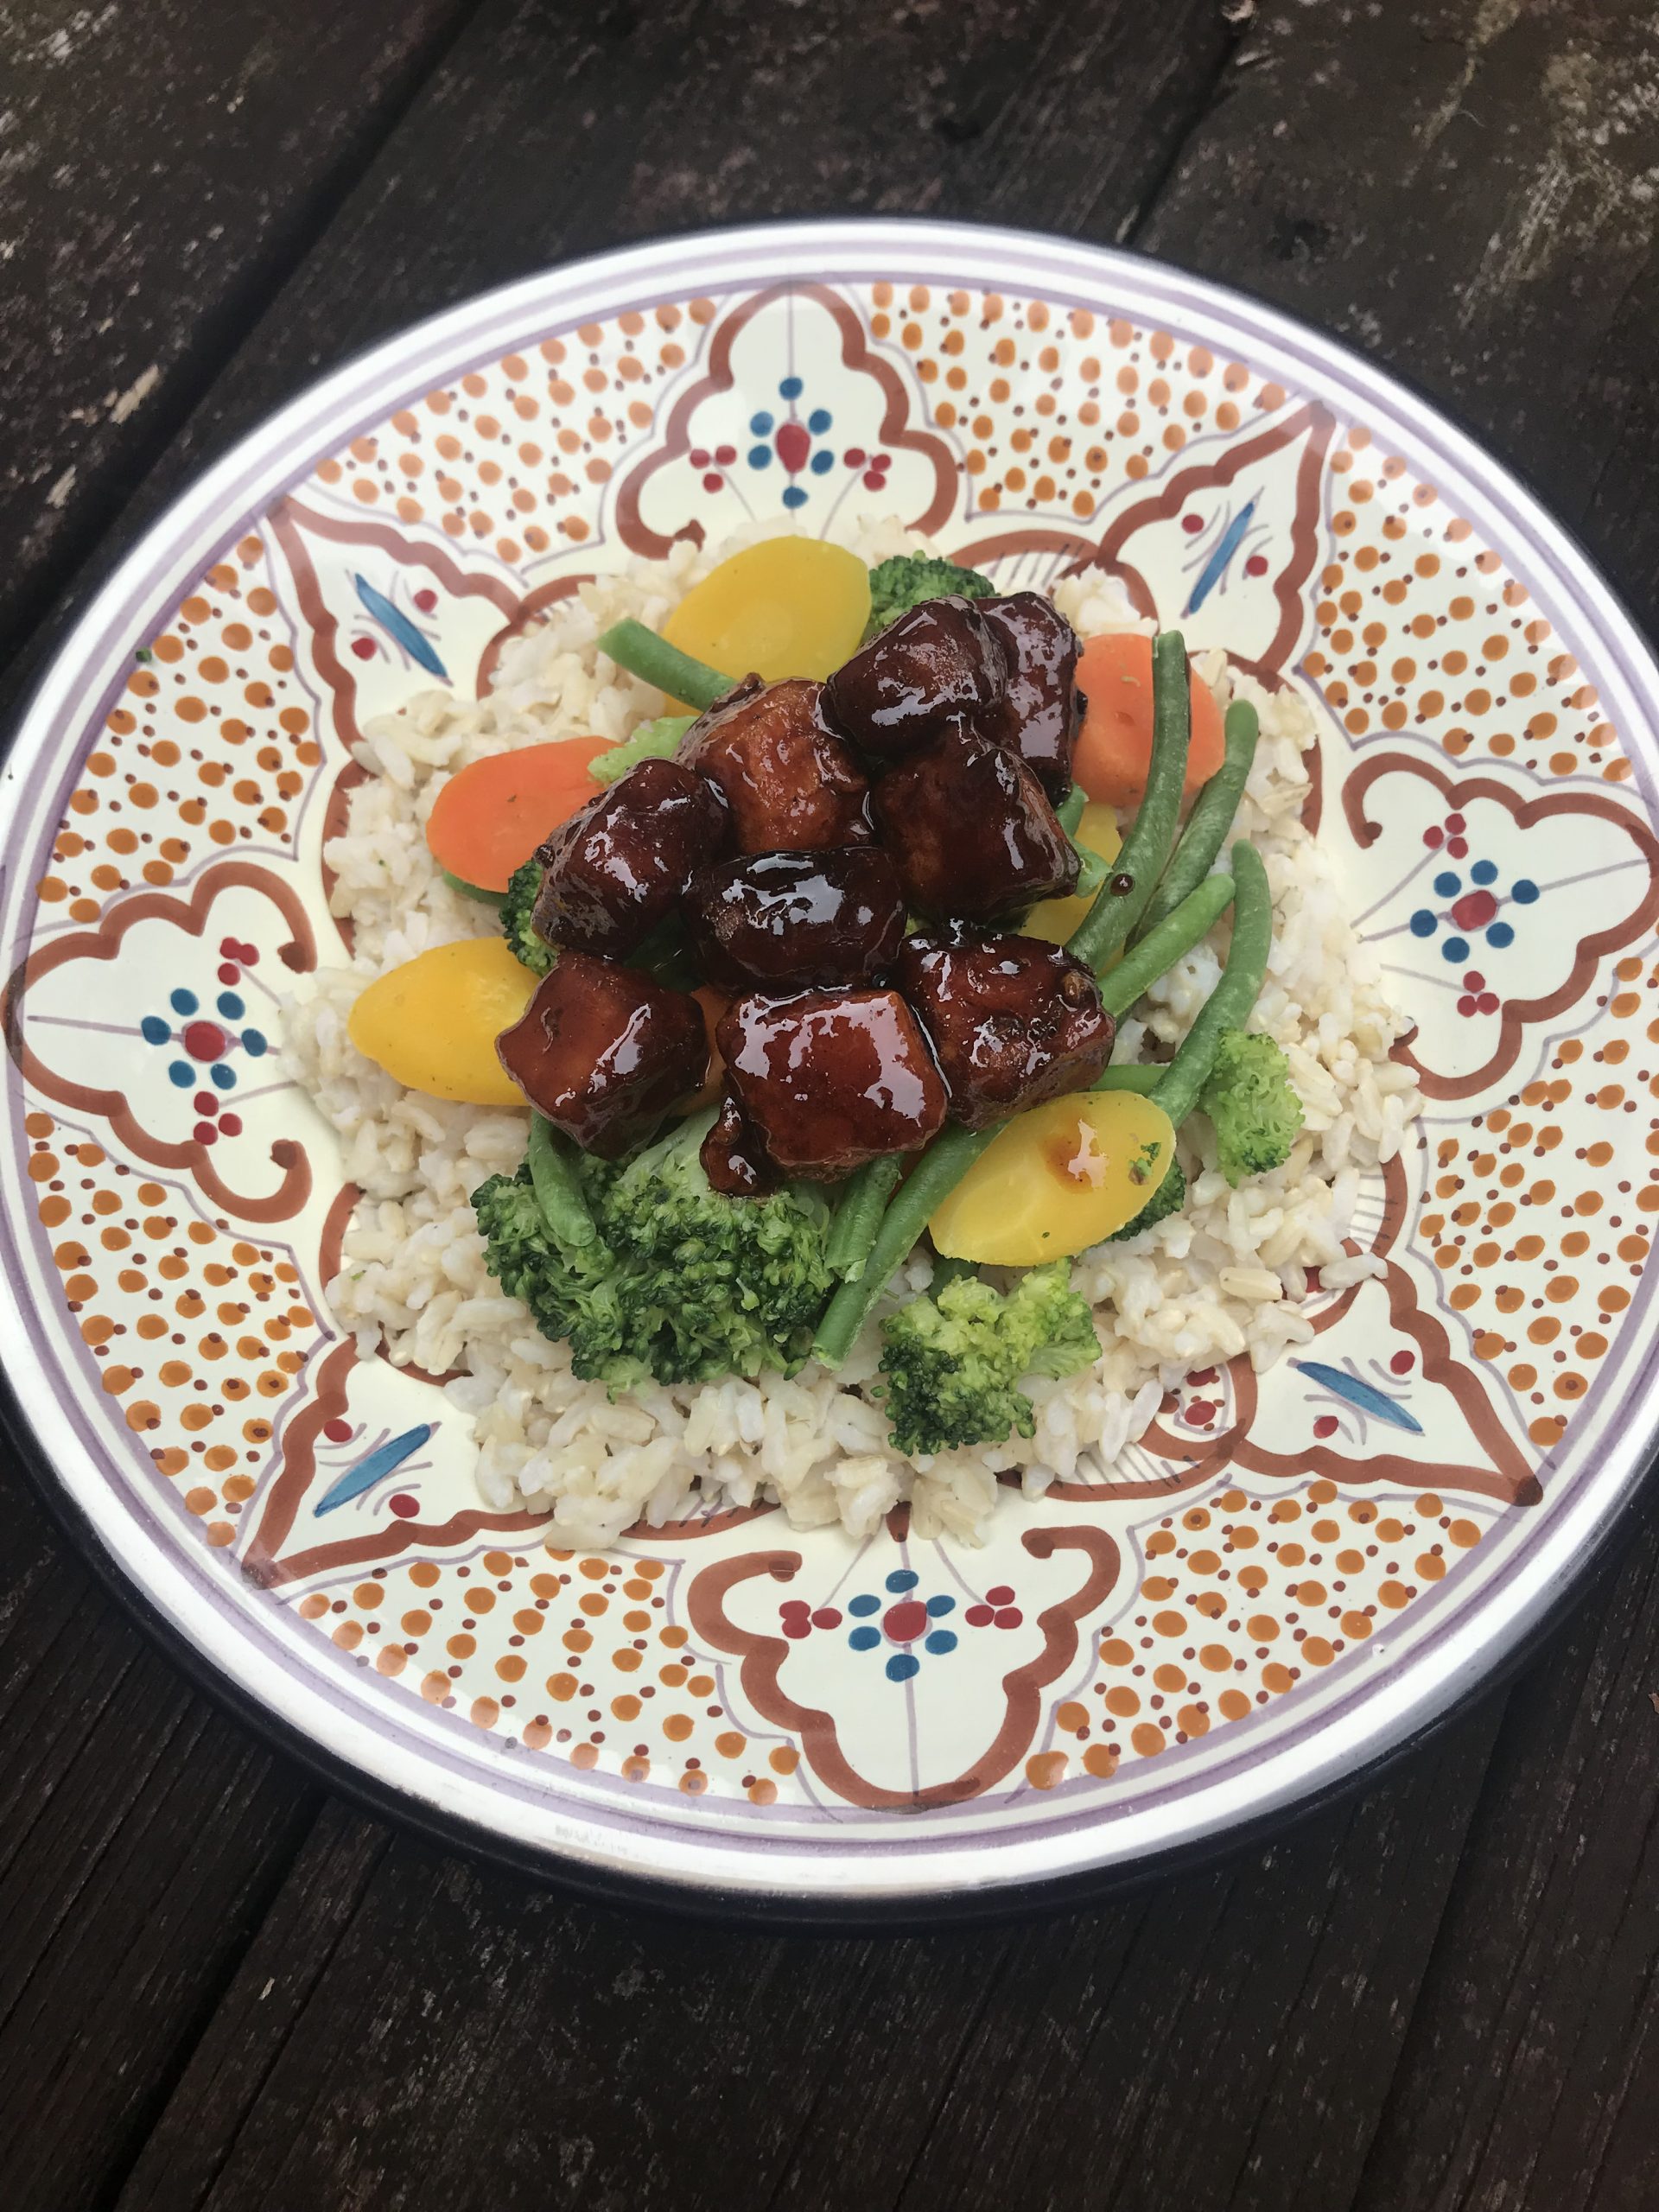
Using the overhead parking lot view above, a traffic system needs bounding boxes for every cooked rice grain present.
[286,521,1420,1548]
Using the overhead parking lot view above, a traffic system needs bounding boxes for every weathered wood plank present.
[0,1460,321,2212]
[800,1722,1503,2212]
[60,0,1243,554]
[99,1719,1495,2212]
[0,0,480,663]
[1352,1516,1659,2211]
[1140,0,1659,565]
[0,6,1249,2209]
[111,1803,390,2212]
[8,4,1659,2211]
[1135,3,1659,2205]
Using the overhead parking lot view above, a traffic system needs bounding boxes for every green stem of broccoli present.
[596,619,734,712]
[526,1113,599,1250]
[928,1251,980,1293]
[1098,872,1235,1017]
[442,867,506,908]
[823,1155,904,1281]
[1064,630,1192,970]
[1132,699,1260,943]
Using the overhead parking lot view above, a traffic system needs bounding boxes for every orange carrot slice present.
[1072,632,1225,810]
[425,738,615,893]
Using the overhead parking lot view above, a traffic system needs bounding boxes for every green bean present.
[596,618,734,712]
[1133,700,1259,942]
[1073,841,1110,899]
[810,857,1239,1367]
[1098,873,1235,1018]
[1147,840,1274,1127]
[1089,1065,1163,1095]
[1053,782,1109,896]
[811,1127,994,1366]
[527,1114,599,1250]
[824,1155,904,1281]
[1065,629,1192,970]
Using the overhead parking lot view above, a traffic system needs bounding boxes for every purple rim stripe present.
[3,221,1659,1897]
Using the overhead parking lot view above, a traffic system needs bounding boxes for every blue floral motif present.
[135,938,270,1141]
[1404,806,1540,1014]
[777,1568,1007,1683]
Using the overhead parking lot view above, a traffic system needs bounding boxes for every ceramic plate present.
[7,219,1659,1916]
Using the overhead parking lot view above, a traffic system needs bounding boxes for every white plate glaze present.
[5,220,1659,1910]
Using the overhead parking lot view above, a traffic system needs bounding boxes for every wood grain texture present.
[111,1803,391,2212]
[3,2,1659,2209]
[1354,1518,1659,2211]
[1139,0,1659,566]
[0,1462,320,2212]
[0,0,479,662]
[85,0,1243,542]
[105,1719,1498,2212]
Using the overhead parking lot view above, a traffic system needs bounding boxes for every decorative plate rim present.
[5,217,1659,1910]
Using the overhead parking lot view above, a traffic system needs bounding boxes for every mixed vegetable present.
[347,538,1305,1458]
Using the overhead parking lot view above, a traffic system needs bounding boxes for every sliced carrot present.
[1072,632,1225,811]
[684,986,728,1113]
[425,738,616,893]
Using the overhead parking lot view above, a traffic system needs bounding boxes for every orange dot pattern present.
[1081,1479,1493,1761]
[864,283,1284,522]
[308,1541,771,1800]
[319,312,709,557]
[1304,426,1620,777]
[38,545,323,922]
[26,1109,318,1543]
[1420,950,1659,1439]
[14,279,1659,1818]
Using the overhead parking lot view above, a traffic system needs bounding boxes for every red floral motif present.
[1344,753,1659,1100]
[687,1527,1118,1809]
[4,862,316,1223]
[269,499,558,751]
[613,283,958,558]
[1131,1272,1539,1511]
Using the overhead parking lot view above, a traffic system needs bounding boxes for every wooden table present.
[4,3,1659,2206]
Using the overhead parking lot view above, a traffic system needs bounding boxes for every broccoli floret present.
[599,1114,835,1383]
[876,1263,1099,1457]
[1200,1030,1304,1186]
[588,714,696,786]
[1109,1159,1187,1243]
[471,1164,626,1376]
[863,554,995,641]
[472,1110,835,1389]
[1103,1029,1302,1237]
[499,858,555,975]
